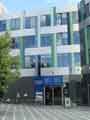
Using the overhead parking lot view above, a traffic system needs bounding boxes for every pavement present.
[0,103,90,120]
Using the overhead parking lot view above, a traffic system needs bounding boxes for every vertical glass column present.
[68,12,74,69]
[84,27,89,64]
[51,7,57,67]
[51,34,57,67]
[35,16,40,48]
[20,14,24,68]
[35,16,41,75]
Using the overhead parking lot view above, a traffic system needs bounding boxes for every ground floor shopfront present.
[4,75,81,105]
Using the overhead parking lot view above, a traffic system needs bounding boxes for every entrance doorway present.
[45,87,52,105]
[88,84,90,106]
[44,86,63,105]
[54,87,62,105]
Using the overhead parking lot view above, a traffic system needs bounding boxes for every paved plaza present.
[0,104,90,120]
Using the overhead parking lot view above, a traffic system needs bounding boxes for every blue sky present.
[2,0,80,12]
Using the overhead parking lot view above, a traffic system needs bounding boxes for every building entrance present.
[44,86,63,105]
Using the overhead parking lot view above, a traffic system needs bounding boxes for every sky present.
[2,0,80,12]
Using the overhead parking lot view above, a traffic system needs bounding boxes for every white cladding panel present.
[25,45,80,56]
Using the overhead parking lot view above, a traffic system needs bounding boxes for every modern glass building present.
[79,0,90,105]
[0,6,81,105]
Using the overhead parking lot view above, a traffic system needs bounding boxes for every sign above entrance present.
[43,76,63,86]
[33,76,63,87]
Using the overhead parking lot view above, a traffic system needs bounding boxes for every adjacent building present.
[79,0,90,105]
[0,5,81,104]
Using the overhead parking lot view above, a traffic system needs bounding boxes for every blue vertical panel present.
[33,76,44,92]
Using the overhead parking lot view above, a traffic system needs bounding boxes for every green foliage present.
[0,32,20,94]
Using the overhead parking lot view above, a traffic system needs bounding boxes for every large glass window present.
[72,12,79,24]
[41,55,52,67]
[24,16,36,29]
[56,13,67,25]
[0,20,6,32]
[73,31,80,44]
[57,53,71,67]
[74,53,81,66]
[61,13,68,24]
[10,18,20,30]
[85,3,90,18]
[25,55,36,68]
[56,32,69,45]
[23,36,37,48]
[56,13,62,25]
[40,15,51,26]
[41,34,53,47]
[11,37,20,49]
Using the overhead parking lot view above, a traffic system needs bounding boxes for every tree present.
[0,32,20,98]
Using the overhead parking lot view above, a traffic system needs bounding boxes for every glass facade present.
[24,16,36,29]
[23,36,37,48]
[56,13,62,25]
[56,13,68,25]
[0,8,80,70]
[57,53,71,67]
[73,31,80,44]
[40,15,51,26]
[72,12,79,24]
[56,32,69,45]
[10,18,20,30]
[25,55,36,68]
[41,55,52,67]
[41,34,53,47]
[85,3,90,18]
[0,20,6,32]
[74,53,81,66]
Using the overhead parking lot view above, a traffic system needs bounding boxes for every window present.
[41,34,53,47]
[11,37,20,49]
[57,53,71,67]
[0,20,6,31]
[41,55,52,67]
[61,13,67,24]
[56,32,69,45]
[25,56,31,68]
[56,13,62,25]
[72,12,79,24]
[85,3,90,18]
[74,53,80,66]
[10,18,20,30]
[25,56,36,68]
[73,31,80,44]
[24,16,36,29]
[40,15,51,26]
[23,36,37,48]
[56,13,67,25]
